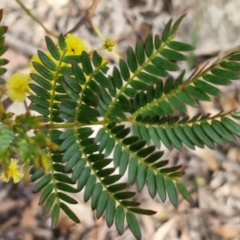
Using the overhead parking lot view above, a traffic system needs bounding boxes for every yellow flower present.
[6,73,31,102]
[0,159,24,183]
[65,34,88,56]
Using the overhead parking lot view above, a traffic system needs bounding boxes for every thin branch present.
[66,0,100,35]
[15,0,58,38]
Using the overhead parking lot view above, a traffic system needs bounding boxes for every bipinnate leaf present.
[23,12,240,240]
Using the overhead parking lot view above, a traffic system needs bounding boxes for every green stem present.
[15,0,58,38]
[36,120,107,129]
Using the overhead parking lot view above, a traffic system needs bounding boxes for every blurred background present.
[1,0,240,239]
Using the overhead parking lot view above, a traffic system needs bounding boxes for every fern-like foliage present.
[2,12,240,239]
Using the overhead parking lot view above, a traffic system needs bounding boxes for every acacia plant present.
[1,9,240,239]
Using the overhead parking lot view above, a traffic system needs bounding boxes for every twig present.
[66,0,101,35]
[15,0,58,38]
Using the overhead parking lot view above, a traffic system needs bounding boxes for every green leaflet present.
[144,64,168,77]
[114,191,135,200]
[72,63,86,84]
[0,46,7,56]
[45,36,60,60]
[93,51,102,67]
[127,47,138,72]
[115,205,125,235]
[77,167,91,191]
[176,182,193,203]
[211,120,235,142]
[58,192,78,204]
[211,68,240,79]
[162,19,172,42]
[33,62,54,80]
[167,41,194,51]
[185,85,211,101]
[221,117,240,136]
[63,74,82,94]
[145,33,154,57]
[194,80,220,96]
[173,126,195,149]
[43,193,56,215]
[202,74,231,85]
[96,191,109,218]
[152,57,179,71]
[84,175,96,202]
[56,182,78,193]
[119,151,130,175]
[168,95,187,112]
[54,174,72,184]
[147,169,156,198]
[137,164,147,191]
[30,73,52,90]
[156,174,166,202]
[52,204,60,226]
[33,174,51,193]
[29,84,51,99]
[160,49,187,61]
[176,91,198,107]
[156,127,172,149]
[148,126,161,149]
[120,59,130,80]
[60,202,80,223]
[72,159,86,182]
[165,127,183,151]
[126,212,142,240]
[128,208,156,215]
[39,184,53,205]
[106,198,116,227]
[91,183,103,210]
[192,124,214,148]
[201,122,224,145]
[128,157,138,185]
[82,51,93,75]
[38,50,57,71]
[136,42,145,65]
[31,168,44,182]
[166,178,178,207]
[108,183,127,193]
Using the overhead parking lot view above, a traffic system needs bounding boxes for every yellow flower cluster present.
[104,39,115,52]
[6,73,31,102]
[6,34,88,103]
[0,158,24,183]
[64,34,88,56]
